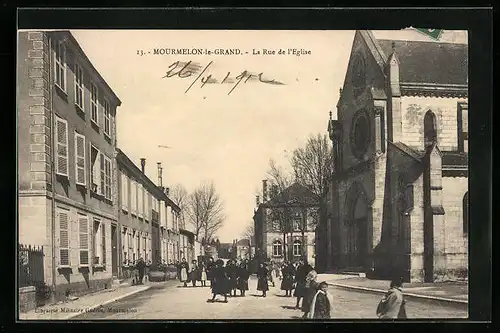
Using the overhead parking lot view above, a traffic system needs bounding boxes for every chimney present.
[256,195,260,207]
[140,158,146,173]
[262,179,268,202]
[165,187,170,196]
[157,162,163,187]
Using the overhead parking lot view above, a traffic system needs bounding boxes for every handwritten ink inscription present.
[162,61,285,95]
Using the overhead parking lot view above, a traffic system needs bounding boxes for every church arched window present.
[424,111,437,148]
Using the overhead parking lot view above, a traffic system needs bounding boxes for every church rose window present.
[350,109,371,159]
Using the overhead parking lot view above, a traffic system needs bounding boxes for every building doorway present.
[345,184,369,270]
[111,224,118,277]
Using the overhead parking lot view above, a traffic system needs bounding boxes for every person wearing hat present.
[237,261,250,297]
[376,276,407,319]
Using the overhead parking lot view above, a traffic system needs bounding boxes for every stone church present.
[320,30,468,282]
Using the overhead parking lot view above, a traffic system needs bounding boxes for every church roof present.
[236,239,250,247]
[267,182,320,206]
[377,39,468,86]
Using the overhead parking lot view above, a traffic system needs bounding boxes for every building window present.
[90,82,99,125]
[93,219,105,265]
[457,102,468,153]
[293,217,301,231]
[74,62,84,110]
[57,208,70,266]
[103,98,111,138]
[143,235,147,260]
[74,132,86,186]
[54,40,67,92]
[78,214,90,266]
[121,172,128,211]
[100,154,112,201]
[90,145,101,194]
[55,116,69,177]
[272,240,283,257]
[424,110,437,148]
[138,184,144,218]
[293,240,302,257]
[463,192,468,235]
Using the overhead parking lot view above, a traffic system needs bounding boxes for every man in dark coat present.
[257,262,269,297]
[136,257,146,285]
[237,262,250,296]
[209,259,229,303]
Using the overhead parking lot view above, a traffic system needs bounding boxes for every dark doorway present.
[111,224,118,277]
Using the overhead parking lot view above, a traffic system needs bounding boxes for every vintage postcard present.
[17,28,469,320]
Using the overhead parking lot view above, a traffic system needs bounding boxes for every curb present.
[63,285,151,320]
[328,282,468,305]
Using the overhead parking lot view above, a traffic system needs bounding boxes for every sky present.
[69,29,467,242]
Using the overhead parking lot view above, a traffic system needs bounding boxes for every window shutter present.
[79,215,89,265]
[101,224,106,265]
[92,147,100,192]
[121,173,128,211]
[100,153,105,196]
[59,210,70,266]
[55,117,69,176]
[75,133,86,186]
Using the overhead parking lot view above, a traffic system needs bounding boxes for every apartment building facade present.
[116,150,182,274]
[18,30,121,299]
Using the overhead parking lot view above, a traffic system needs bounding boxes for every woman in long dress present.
[280,261,295,297]
[179,258,189,287]
[301,267,319,318]
[209,259,229,303]
[257,263,269,297]
[227,260,239,296]
[294,260,309,308]
[200,262,208,287]
[376,276,407,319]
[237,262,250,297]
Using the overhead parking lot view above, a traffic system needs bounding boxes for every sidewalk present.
[318,274,468,304]
[19,284,151,320]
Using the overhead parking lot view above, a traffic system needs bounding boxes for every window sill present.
[54,84,68,99]
[79,264,90,268]
[104,132,112,141]
[75,103,85,113]
[57,265,71,269]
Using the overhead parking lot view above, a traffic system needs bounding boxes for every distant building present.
[323,30,468,282]
[235,239,251,260]
[254,181,320,266]
[217,243,236,260]
[18,30,121,300]
[179,228,196,263]
[116,150,181,276]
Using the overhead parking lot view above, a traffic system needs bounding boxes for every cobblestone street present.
[73,277,468,320]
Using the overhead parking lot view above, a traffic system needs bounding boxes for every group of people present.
[260,259,407,319]
[175,257,407,319]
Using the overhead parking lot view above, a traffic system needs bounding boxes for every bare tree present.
[242,222,255,241]
[186,181,225,244]
[267,159,293,194]
[170,183,188,228]
[290,133,333,198]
